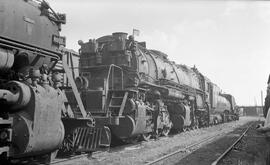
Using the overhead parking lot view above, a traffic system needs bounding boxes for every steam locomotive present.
[70,32,238,143]
[0,0,108,163]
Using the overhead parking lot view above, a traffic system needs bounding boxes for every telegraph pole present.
[261,90,264,107]
[254,97,257,106]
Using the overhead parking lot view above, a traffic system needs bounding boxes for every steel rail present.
[211,123,253,165]
[50,123,252,165]
[50,153,90,165]
[50,141,145,165]
[145,131,227,165]
[145,122,254,165]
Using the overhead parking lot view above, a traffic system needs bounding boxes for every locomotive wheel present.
[123,136,140,144]
[141,133,151,141]
[183,127,188,132]
[214,119,218,125]
[191,124,198,130]
[193,119,199,130]
[161,127,171,136]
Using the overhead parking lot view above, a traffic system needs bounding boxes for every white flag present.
[133,29,140,36]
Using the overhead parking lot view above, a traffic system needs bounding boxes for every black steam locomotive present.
[0,0,66,162]
[68,32,238,143]
[0,0,107,163]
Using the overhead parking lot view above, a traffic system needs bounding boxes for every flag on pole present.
[133,29,140,36]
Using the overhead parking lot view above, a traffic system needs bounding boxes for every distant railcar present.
[241,106,263,117]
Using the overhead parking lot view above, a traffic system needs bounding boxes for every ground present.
[177,118,262,165]
[220,118,270,165]
[57,117,259,165]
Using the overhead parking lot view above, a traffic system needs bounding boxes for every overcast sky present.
[48,0,270,106]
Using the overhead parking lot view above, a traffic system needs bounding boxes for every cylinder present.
[109,116,135,139]
[12,108,65,156]
[0,48,14,70]
[11,84,65,156]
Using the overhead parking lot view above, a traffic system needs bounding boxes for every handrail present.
[102,64,124,115]
[106,64,124,90]
[73,64,124,90]
[62,56,89,119]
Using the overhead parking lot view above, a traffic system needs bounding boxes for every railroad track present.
[210,123,253,165]
[50,122,254,165]
[50,140,147,165]
[145,132,226,165]
[50,128,197,165]
[50,153,90,165]
[50,129,203,165]
[145,122,254,165]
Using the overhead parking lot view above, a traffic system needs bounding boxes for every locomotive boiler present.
[71,32,238,143]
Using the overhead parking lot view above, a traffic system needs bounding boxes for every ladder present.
[108,91,128,116]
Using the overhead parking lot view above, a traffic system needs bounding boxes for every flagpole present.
[132,29,140,39]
